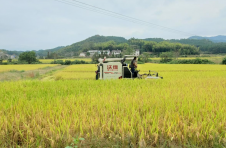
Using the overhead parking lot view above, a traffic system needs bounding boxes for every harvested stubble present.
[0,64,226,147]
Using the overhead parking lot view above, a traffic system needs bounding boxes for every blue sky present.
[0,0,226,51]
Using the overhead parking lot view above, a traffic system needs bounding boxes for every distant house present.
[87,50,101,56]
[134,49,140,56]
[0,52,10,60]
[111,49,121,56]
[79,52,86,57]
[102,50,110,55]
[0,52,4,59]
[10,55,16,59]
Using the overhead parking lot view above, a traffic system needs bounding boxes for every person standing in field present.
[130,57,137,77]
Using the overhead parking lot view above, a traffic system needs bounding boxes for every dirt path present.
[0,65,67,81]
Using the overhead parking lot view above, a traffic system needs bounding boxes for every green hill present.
[56,35,127,56]
[144,38,213,47]
[0,49,23,56]
[34,46,65,57]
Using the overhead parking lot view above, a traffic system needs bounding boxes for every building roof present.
[112,50,121,53]
[87,50,99,52]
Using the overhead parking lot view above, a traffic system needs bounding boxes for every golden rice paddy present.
[150,56,225,64]
[39,58,92,64]
[0,64,58,73]
[0,63,226,147]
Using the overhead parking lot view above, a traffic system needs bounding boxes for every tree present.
[91,53,100,63]
[0,54,8,60]
[123,47,134,55]
[7,59,12,63]
[18,51,38,64]
[160,52,173,63]
[140,53,150,63]
[173,48,181,59]
[222,57,226,65]
[86,52,90,57]
[73,52,79,57]
[143,41,156,52]
[82,42,95,52]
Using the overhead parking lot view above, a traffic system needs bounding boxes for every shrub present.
[81,60,86,64]
[140,53,150,63]
[71,60,82,64]
[12,61,18,64]
[51,60,64,65]
[71,60,89,64]
[31,62,42,64]
[160,58,173,63]
[64,60,72,65]
[10,61,29,64]
[0,62,8,65]
[137,61,145,64]
[90,61,98,64]
[50,60,91,65]
[7,59,12,63]
[160,52,173,63]
[222,57,226,65]
[168,58,215,64]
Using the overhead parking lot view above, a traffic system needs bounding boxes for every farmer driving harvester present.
[130,57,137,77]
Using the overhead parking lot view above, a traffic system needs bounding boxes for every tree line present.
[144,38,226,54]
[78,39,200,55]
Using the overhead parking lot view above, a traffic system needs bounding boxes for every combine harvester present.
[95,55,163,80]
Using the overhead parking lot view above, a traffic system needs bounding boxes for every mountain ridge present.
[188,35,226,43]
[2,35,226,57]
[55,35,127,56]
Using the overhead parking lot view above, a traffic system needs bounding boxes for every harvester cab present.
[95,55,163,80]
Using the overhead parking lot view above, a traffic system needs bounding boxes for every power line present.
[54,0,197,36]
[56,0,196,36]
[55,0,180,33]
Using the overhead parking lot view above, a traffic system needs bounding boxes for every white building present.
[79,52,86,57]
[10,55,16,59]
[111,49,121,56]
[102,50,110,55]
[0,52,10,60]
[134,49,140,56]
[87,50,111,56]
[0,52,4,58]
[87,50,101,56]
